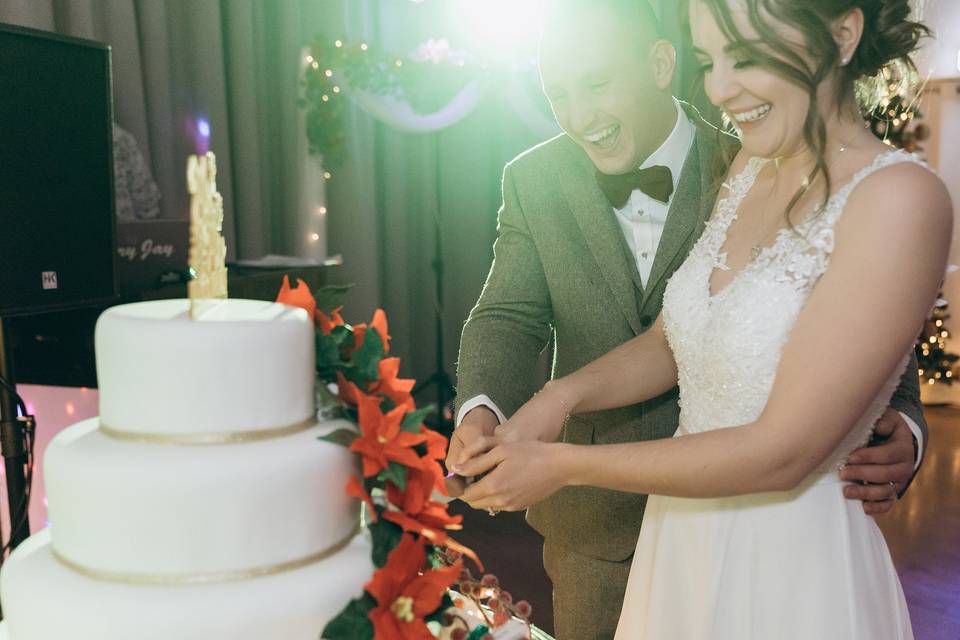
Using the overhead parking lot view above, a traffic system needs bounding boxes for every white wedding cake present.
[0,298,373,639]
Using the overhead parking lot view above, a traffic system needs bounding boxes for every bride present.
[451,0,952,637]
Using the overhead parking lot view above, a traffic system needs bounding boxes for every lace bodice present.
[662,150,923,474]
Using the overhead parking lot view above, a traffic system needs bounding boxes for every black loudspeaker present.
[0,23,117,317]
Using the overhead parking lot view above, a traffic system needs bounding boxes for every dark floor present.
[876,406,960,640]
[451,406,960,639]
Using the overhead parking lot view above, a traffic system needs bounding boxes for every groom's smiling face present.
[539,4,673,176]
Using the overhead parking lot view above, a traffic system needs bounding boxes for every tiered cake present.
[0,298,373,639]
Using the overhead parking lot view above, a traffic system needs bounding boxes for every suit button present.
[640,315,653,328]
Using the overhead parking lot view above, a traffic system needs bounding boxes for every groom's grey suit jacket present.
[456,110,928,562]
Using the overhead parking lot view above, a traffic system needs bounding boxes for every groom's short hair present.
[541,0,663,44]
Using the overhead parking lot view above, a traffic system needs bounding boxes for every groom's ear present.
[650,40,678,91]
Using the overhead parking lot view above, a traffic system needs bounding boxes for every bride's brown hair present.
[685,0,930,224]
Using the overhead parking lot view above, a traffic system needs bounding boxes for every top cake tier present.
[96,299,315,436]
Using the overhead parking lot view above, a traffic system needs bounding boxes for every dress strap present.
[720,156,767,200]
[711,156,768,231]
[820,150,927,228]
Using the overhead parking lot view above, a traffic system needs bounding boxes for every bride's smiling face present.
[688,0,841,160]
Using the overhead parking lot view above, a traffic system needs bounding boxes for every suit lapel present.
[558,142,643,335]
[643,116,726,306]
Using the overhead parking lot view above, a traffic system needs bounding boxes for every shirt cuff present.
[456,395,507,428]
[898,411,924,471]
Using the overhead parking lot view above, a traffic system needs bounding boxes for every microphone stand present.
[0,316,32,564]
[411,132,456,435]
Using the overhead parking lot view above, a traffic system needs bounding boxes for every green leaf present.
[315,284,353,315]
[330,324,353,348]
[468,626,492,640]
[400,406,433,434]
[378,461,408,491]
[369,519,403,568]
[426,546,446,570]
[351,328,385,382]
[319,428,358,448]
[316,333,344,371]
[320,593,376,639]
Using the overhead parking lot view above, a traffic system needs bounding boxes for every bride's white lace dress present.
[615,150,919,639]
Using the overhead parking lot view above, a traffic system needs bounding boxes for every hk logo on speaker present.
[41,271,59,290]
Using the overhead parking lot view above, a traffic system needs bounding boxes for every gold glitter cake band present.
[52,524,361,586]
[97,417,317,445]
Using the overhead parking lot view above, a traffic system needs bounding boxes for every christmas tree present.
[867,70,959,387]
[866,87,925,151]
[918,296,960,386]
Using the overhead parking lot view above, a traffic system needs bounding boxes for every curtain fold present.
[0,0,678,388]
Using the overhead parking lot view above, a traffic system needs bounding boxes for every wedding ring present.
[487,508,499,517]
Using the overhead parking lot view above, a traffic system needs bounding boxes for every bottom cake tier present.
[0,528,374,640]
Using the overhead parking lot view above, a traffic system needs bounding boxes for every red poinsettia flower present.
[317,306,345,335]
[420,426,448,464]
[348,308,391,355]
[383,501,462,536]
[386,464,441,516]
[383,503,483,571]
[366,534,461,640]
[350,392,427,478]
[335,357,415,411]
[275,276,345,335]
[275,276,316,320]
[346,475,377,522]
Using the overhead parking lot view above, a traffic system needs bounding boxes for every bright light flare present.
[455,0,543,62]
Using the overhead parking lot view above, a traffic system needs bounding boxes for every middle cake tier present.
[44,417,361,576]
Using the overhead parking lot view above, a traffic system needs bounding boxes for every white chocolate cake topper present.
[187,152,228,317]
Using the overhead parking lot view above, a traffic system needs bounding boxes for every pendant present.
[750,245,763,260]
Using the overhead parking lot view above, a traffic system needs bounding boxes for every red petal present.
[275,276,317,321]
[356,393,385,438]
[380,404,407,442]
[405,562,461,617]
[369,607,405,639]
[335,372,366,407]
[316,307,344,335]
[371,309,391,353]
[345,476,377,523]
[349,439,388,477]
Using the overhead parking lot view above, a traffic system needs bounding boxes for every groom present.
[449,1,927,638]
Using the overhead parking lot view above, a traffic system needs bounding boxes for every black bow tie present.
[596,165,674,209]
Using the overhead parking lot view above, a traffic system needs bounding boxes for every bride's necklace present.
[748,142,851,260]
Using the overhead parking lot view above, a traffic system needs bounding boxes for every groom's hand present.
[445,406,499,498]
[841,408,916,515]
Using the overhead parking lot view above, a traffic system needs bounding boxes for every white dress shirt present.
[456,99,924,469]
[614,98,695,287]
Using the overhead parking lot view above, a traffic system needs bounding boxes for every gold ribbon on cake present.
[97,417,318,445]
[52,523,361,586]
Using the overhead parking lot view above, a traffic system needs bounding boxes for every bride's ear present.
[832,8,865,66]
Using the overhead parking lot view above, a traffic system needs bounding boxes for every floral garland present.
[276,277,531,639]
[301,37,484,166]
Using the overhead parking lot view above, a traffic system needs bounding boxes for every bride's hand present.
[452,440,571,512]
[451,385,572,469]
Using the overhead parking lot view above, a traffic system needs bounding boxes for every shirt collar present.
[638,97,695,194]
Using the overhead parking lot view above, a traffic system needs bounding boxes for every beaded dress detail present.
[615,151,921,639]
